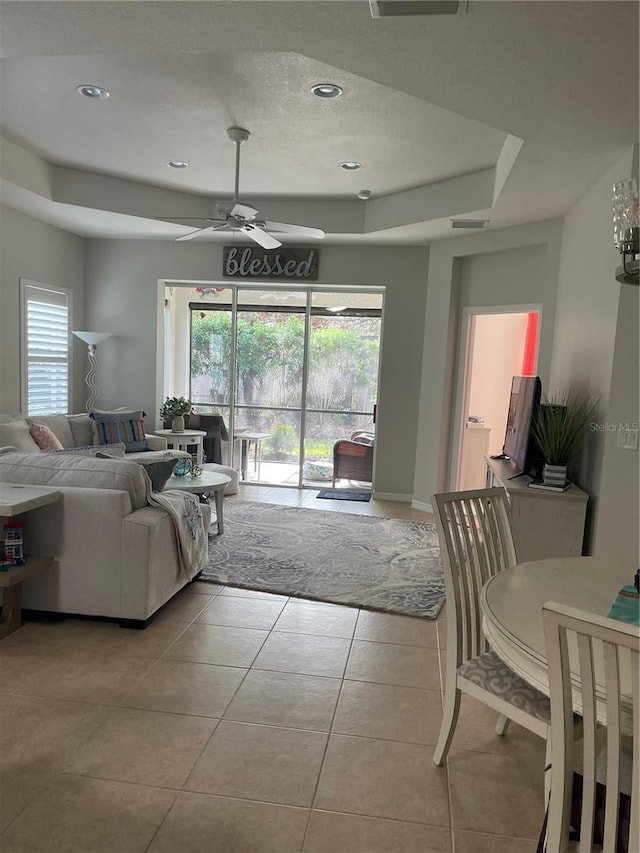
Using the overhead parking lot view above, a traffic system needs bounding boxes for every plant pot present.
[171,415,185,433]
[542,463,567,487]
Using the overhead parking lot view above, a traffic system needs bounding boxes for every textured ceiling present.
[0,0,637,244]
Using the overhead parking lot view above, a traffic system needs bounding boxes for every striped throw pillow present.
[90,411,148,453]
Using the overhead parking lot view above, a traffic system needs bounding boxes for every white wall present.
[594,285,639,558]
[84,241,429,499]
[413,219,564,508]
[467,312,529,456]
[0,205,86,412]
[550,145,638,556]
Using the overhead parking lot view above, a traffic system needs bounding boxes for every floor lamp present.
[72,331,112,411]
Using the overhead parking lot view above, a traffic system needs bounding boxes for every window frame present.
[20,279,74,416]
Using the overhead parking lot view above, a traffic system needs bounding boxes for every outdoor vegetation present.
[190,309,380,463]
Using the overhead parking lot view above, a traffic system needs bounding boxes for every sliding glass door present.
[185,286,383,487]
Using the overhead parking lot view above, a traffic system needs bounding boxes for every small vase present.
[171,415,185,433]
[542,463,567,487]
[173,457,192,477]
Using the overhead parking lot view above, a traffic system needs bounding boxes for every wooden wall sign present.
[223,246,319,281]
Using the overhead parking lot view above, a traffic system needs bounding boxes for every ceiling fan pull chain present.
[234,137,241,203]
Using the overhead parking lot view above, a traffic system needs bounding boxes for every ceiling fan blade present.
[244,224,282,250]
[231,203,259,221]
[176,224,226,242]
[263,220,325,240]
[155,217,226,223]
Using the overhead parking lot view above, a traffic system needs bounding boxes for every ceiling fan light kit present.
[168,126,325,249]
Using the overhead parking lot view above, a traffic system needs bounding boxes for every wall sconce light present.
[72,330,112,411]
[612,178,639,285]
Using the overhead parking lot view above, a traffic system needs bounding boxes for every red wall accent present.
[522,312,539,375]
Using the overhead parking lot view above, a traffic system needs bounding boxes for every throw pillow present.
[66,413,94,448]
[52,442,126,458]
[135,457,178,492]
[29,422,64,451]
[90,411,148,453]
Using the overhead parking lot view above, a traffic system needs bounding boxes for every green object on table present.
[606,584,640,626]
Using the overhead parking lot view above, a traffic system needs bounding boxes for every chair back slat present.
[576,634,597,853]
[433,488,518,666]
[602,641,622,852]
[445,501,474,663]
[543,603,639,853]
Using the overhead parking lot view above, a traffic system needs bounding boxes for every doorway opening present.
[164,284,384,489]
[454,308,540,491]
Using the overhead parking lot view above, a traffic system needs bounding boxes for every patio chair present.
[540,602,638,853]
[332,431,374,487]
[432,487,555,766]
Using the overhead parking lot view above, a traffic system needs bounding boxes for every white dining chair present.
[542,602,638,853]
[432,487,554,766]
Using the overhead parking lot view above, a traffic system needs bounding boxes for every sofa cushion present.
[90,411,149,453]
[29,422,64,451]
[0,421,40,453]
[52,442,126,458]
[0,452,151,509]
[66,413,94,448]
[26,414,75,448]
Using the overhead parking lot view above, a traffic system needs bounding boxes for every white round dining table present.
[481,556,637,731]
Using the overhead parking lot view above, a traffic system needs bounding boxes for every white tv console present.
[485,457,588,562]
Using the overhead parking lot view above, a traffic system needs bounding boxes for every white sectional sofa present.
[0,411,240,494]
[0,411,171,461]
[0,442,212,627]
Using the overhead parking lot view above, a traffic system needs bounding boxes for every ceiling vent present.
[369,0,467,18]
[450,219,489,229]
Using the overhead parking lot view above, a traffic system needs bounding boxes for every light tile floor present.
[0,486,544,852]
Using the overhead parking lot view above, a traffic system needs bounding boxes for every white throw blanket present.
[148,489,206,579]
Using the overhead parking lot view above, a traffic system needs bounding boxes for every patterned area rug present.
[201,501,445,618]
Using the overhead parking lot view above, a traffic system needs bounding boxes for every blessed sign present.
[223,246,319,281]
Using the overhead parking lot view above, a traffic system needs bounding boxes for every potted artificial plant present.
[531,388,600,487]
[160,396,192,433]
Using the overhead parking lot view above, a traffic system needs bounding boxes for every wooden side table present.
[0,484,61,638]
[153,429,207,466]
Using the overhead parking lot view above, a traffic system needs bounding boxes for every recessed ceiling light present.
[168,161,189,169]
[76,84,110,100]
[340,161,362,171]
[311,83,343,99]
[357,189,371,200]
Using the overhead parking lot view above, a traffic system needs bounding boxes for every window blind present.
[22,283,71,416]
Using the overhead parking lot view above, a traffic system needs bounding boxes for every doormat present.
[316,489,372,502]
[202,501,445,618]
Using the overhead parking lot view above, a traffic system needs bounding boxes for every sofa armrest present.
[121,502,211,619]
[146,434,167,451]
[20,487,134,617]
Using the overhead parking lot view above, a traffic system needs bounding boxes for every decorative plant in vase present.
[531,388,600,487]
[160,396,192,433]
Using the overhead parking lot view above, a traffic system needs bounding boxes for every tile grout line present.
[298,606,363,852]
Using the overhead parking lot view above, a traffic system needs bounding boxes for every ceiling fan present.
[159,126,325,249]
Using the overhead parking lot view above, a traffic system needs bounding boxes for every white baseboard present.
[373,492,414,503]
[411,499,433,513]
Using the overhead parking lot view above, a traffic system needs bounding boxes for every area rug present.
[316,489,372,502]
[201,501,445,618]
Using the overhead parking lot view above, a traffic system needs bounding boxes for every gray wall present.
[0,205,86,411]
[84,240,429,499]
[413,219,564,508]
[550,145,638,557]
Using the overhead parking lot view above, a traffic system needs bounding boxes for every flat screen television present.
[501,375,542,477]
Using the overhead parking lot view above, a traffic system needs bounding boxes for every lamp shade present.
[72,331,112,345]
